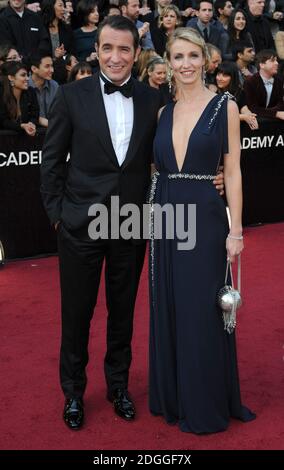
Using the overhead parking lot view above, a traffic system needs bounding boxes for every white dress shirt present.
[100,73,134,166]
[260,73,274,108]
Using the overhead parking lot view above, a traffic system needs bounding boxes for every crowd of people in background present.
[0,0,284,134]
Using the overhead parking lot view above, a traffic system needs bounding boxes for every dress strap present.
[207,91,232,132]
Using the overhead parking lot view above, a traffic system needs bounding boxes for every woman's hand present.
[86,52,97,62]
[55,44,66,58]
[226,236,244,263]
[243,113,259,130]
[21,122,36,136]
[138,22,149,39]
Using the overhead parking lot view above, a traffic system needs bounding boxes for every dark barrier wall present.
[0,130,57,259]
[241,119,284,226]
[0,120,284,259]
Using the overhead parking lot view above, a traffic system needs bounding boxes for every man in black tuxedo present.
[41,15,224,430]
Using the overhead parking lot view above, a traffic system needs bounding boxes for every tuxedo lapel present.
[81,74,119,168]
[270,77,280,106]
[121,81,148,170]
[256,74,267,107]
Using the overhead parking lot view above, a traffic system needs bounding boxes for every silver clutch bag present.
[217,255,242,334]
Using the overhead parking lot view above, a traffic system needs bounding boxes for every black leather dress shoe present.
[107,389,135,421]
[63,398,84,430]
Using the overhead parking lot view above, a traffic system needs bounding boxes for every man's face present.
[33,57,54,81]
[9,0,25,11]
[197,2,213,24]
[221,1,233,17]
[241,47,255,63]
[207,51,221,72]
[123,0,140,22]
[96,25,139,85]
[248,0,265,16]
[261,56,278,77]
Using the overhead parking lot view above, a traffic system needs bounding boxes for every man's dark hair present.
[118,0,129,8]
[97,15,140,51]
[255,49,278,69]
[214,0,229,16]
[231,40,254,62]
[30,52,53,69]
[195,0,213,11]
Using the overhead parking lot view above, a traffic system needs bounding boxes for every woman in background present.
[68,61,92,81]
[135,48,157,80]
[151,5,182,56]
[223,9,254,61]
[143,56,171,104]
[74,0,99,70]
[41,0,76,59]
[0,61,39,136]
[216,61,258,130]
[0,44,22,66]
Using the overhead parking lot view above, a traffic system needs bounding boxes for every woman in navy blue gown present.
[149,27,256,434]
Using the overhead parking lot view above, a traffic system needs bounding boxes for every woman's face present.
[76,69,92,80]
[170,39,205,86]
[148,63,167,86]
[6,48,22,62]
[162,11,178,30]
[10,68,29,90]
[54,0,65,20]
[216,72,231,90]
[87,6,99,25]
[234,12,246,31]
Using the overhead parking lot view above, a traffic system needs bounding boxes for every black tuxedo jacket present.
[243,72,284,119]
[40,73,161,236]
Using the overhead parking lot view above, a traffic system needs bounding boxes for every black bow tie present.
[101,74,134,98]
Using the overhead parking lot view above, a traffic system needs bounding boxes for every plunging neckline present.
[171,94,218,173]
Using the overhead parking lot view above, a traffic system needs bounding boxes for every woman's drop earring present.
[168,67,173,93]
[202,66,206,87]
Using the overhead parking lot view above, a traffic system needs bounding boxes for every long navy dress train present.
[149,93,256,434]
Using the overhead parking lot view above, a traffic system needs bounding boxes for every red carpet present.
[1,223,284,450]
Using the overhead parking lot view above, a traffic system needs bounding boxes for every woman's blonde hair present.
[166,27,210,69]
[136,49,157,80]
[159,5,182,28]
[140,56,167,81]
[147,56,167,73]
